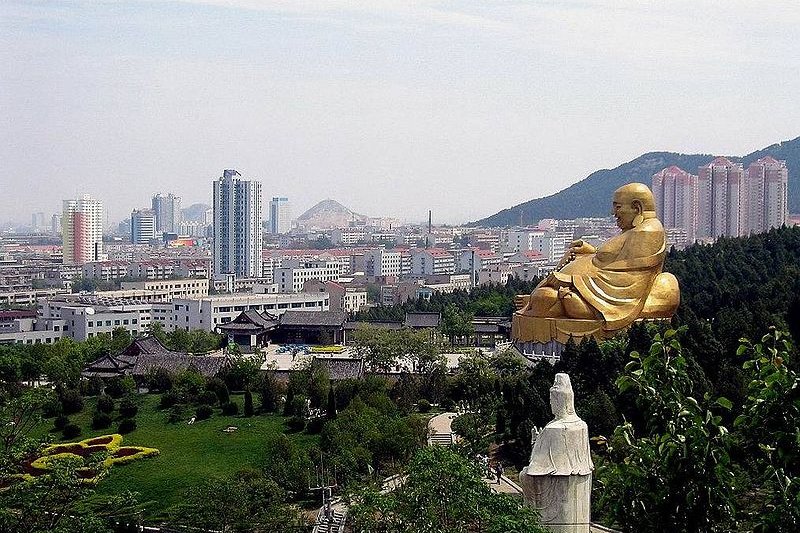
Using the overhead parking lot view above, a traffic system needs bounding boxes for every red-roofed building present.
[411,248,455,275]
[698,157,745,238]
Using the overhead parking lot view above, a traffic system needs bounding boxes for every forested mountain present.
[472,136,800,226]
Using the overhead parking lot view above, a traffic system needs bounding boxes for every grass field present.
[35,394,319,521]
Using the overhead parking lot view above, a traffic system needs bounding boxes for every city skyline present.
[3,1,799,226]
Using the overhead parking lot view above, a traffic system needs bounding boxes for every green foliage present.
[118,418,137,434]
[243,390,254,417]
[62,423,82,439]
[346,446,546,533]
[596,329,736,533]
[167,471,307,533]
[734,328,800,532]
[96,394,115,414]
[417,399,431,413]
[352,325,443,374]
[221,401,239,416]
[92,411,113,430]
[440,304,474,344]
[195,405,213,420]
[255,371,282,413]
[119,398,138,419]
[59,389,84,415]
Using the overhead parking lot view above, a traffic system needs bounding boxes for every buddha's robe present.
[549,217,665,330]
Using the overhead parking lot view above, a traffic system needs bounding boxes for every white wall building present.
[269,197,292,234]
[275,260,341,293]
[131,209,156,244]
[213,170,263,278]
[62,195,104,266]
[411,248,455,275]
[170,292,329,331]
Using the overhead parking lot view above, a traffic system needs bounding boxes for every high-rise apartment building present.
[269,197,292,234]
[213,169,263,278]
[131,209,156,244]
[746,156,788,234]
[62,195,104,265]
[697,157,745,238]
[652,166,699,243]
[151,193,181,234]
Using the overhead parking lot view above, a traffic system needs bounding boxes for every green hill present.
[472,136,800,227]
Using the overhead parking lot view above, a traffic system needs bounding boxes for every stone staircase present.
[313,508,345,533]
[428,432,454,446]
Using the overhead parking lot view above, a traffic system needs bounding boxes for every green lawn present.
[35,394,319,521]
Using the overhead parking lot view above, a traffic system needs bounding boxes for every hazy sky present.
[2,1,799,226]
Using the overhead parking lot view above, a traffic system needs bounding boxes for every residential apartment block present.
[213,170,263,278]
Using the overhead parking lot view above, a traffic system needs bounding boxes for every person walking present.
[495,463,504,485]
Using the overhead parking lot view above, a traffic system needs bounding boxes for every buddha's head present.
[612,183,656,230]
[549,373,577,420]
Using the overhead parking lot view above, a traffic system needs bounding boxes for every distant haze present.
[2,1,799,226]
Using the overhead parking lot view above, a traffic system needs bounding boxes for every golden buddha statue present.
[513,182,679,345]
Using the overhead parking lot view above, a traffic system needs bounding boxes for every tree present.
[167,472,307,533]
[440,304,474,345]
[596,329,736,533]
[346,446,545,533]
[243,390,254,417]
[734,328,800,532]
[0,388,53,452]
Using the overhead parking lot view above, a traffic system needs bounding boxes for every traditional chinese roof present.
[279,310,348,327]
[312,356,364,380]
[217,310,278,333]
[404,312,440,328]
[343,321,403,331]
[131,354,230,378]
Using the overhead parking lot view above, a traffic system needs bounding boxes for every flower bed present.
[310,345,345,354]
[14,434,158,484]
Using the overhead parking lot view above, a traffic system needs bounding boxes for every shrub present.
[196,404,213,420]
[305,417,325,434]
[168,405,185,424]
[221,401,239,416]
[146,368,173,392]
[441,397,456,411]
[119,398,138,418]
[118,418,137,434]
[197,390,218,407]
[92,411,113,430]
[42,393,63,418]
[60,389,84,415]
[207,377,230,405]
[84,376,104,396]
[62,423,81,439]
[96,394,115,414]
[106,376,135,398]
[244,390,254,417]
[53,415,69,430]
[417,399,431,413]
[160,391,179,409]
[286,416,306,432]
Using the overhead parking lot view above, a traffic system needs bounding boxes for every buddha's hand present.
[568,239,596,256]
[514,294,530,311]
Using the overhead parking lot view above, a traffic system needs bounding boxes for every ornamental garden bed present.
[15,434,159,484]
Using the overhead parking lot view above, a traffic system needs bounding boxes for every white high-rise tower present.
[62,195,104,265]
[213,170,263,278]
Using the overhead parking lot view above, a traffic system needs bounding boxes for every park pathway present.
[427,412,524,496]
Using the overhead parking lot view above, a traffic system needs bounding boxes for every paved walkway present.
[427,412,523,495]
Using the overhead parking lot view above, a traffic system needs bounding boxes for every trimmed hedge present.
[118,418,137,434]
[195,404,213,420]
[92,411,113,430]
[221,401,239,416]
[62,423,81,439]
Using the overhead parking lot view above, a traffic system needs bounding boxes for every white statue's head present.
[549,373,577,421]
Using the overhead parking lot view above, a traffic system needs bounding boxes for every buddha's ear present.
[631,199,643,214]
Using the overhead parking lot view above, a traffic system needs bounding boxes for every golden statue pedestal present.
[512,314,611,346]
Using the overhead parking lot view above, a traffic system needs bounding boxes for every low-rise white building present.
[275,260,341,293]
[170,292,330,331]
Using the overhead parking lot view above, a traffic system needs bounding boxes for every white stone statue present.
[519,373,594,533]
